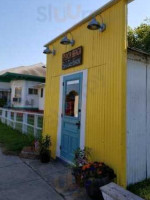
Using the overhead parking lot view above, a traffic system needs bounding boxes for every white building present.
[127,48,150,185]
[34,83,45,111]
[0,82,11,107]
[0,63,46,112]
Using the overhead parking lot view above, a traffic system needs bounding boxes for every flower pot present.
[40,150,51,163]
[85,177,110,200]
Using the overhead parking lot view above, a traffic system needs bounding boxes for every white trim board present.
[56,70,88,159]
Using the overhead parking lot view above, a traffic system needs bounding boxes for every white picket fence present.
[0,108,43,138]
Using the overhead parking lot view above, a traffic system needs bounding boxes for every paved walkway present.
[22,159,90,200]
[0,148,63,200]
[0,148,90,200]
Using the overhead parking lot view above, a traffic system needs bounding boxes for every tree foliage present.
[128,19,150,53]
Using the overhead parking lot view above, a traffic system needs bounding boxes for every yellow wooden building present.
[43,0,135,187]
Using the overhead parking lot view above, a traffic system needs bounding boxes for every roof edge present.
[2,72,45,79]
[34,83,45,88]
[44,0,131,47]
[0,72,45,83]
[128,47,150,57]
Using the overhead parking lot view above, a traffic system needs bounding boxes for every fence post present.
[2,109,6,124]
[7,111,11,126]
[22,113,27,134]
[0,109,1,122]
[13,112,17,129]
[1,109,4,123]
[34,115,38,137]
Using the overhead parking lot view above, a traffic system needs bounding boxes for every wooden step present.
[100,183,144,200]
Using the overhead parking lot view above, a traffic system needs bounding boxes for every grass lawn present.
[128,179,150,200]
[0,122,34,153]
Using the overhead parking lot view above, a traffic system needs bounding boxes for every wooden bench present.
[100,183,144,200]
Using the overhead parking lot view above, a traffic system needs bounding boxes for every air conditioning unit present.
[31,99,34,106]
[13,97,21,103]
[25,99,34,106]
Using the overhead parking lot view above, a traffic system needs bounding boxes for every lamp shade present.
[43,47,51,54]
[60,36,71,45]
[87,18,100,30]
[43,47,56,55]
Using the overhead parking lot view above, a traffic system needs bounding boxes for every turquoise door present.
[61,72,83,162]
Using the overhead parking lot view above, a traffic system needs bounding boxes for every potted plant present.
[83,162,116,199]
[72,148,116,199]
[39,135,51,163]
[72,147,91,186]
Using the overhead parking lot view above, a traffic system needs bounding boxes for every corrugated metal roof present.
[128,47,150,57]
[0,63,46,77]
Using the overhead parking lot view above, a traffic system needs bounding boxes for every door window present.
[65,80,79,117]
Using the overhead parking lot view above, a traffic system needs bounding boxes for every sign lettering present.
[62,46,83,70]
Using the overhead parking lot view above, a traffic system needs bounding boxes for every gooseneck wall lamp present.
[60,32,75,46]
[43,47,56,55]
[43,15,105,54]
[87,15,106,32]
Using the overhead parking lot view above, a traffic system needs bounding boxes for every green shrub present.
[128,179,150,200]
[0,99,7,107]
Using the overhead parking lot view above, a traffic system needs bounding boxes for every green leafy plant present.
[128,179,150,200]
[39,135,51,163]
[128,19,150,53]
[73,147,91,167]
[72,147,91,186]
[0,99,7,107]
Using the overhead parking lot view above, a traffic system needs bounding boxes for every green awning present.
[0,72,45,83]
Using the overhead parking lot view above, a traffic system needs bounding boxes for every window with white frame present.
[15,87,22,98]
[28,88,38,95]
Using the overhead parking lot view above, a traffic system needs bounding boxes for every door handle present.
[76,121,80,129]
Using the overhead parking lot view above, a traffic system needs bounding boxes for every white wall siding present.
[38,87,45,111]
[146,58,150,178]
[127,52,150,185]
[11,80,41,109]
[0,82,10,90]
[25,81,40,109]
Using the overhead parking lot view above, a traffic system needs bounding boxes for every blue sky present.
[0,0,149,70]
